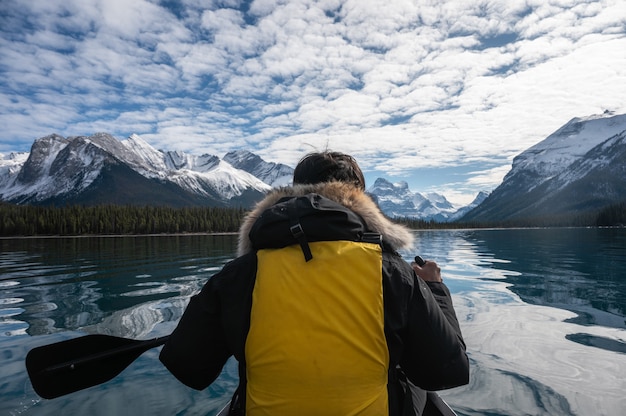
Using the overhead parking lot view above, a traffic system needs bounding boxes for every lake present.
[1,229,625,415]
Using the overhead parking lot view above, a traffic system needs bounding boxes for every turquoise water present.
[1,229,625,415]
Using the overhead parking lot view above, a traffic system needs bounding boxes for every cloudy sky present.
[1,0,625,205]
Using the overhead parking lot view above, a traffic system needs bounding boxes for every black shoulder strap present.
[360,232,383,246]
[287,197,313,262]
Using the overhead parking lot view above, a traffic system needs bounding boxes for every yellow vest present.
[245,240,389,415]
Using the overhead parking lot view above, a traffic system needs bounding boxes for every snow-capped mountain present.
[0,133,488,218]
[223,149,293,187]
[0,133,271,207]
[0,151,28,189]
[462,111,626,223]
[367,178,482,222]
[449,191,490,221]
[0,134,489,217]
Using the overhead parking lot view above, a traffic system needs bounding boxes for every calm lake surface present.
[1,229,625,415]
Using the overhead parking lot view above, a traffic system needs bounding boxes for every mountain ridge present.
[0,133,270,207]
[462,111,626,223]
[0,133,477,218]
[365,178,486,222]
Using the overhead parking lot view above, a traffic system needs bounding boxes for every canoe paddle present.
[26,334,169,399]
[26,334,233,415]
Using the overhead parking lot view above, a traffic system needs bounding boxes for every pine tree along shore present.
[0,203,247,236]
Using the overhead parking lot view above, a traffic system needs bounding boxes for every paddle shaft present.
[43,335,169,374]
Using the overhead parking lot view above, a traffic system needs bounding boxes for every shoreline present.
[0,232,239,240]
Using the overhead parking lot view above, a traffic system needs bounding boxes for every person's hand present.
[411,258,442,283]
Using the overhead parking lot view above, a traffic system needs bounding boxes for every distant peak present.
[224,150,259,164]
[371,177,409,191]
[126,133,150,144]
[226,149,253,156]
[570,110,624,124]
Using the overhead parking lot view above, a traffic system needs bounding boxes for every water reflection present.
[0,236,233,342]
[403,228,626,416]
[1,235,239,416]
[566,332,626,354]
[467,228,626,327]
[0,235,236,338]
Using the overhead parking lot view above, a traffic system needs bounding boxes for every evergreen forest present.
[1,199,624,237]
[0,203,246,236]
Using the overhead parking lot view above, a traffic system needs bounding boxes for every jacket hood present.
[237,181,414,256]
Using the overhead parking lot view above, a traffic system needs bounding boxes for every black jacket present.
[160,182,469,415]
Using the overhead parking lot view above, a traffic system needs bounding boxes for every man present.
[160,152,469,415]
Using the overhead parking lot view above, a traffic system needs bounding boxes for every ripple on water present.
[200,266,222,272]
[27,302,58,313]
[0,307,25,318]
[121,284,178,297]
[0,298,23,306]
[0,318,28,336]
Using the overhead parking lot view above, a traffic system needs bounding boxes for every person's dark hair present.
[293,151,366,190]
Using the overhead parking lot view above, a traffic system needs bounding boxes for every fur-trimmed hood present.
[237,181,414,256]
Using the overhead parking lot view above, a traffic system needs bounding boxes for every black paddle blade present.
[26,334,168,399]
[425,392,458,416]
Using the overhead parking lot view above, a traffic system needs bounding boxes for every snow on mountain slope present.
[0,133,273,206]
[224,150,293,187]
[121,134,169,176]
[506,112,626,190]
[367,178,462,221]
[462,112,626,222]
[120,135,272,198]
[550,129,626,190]
[449,191,489,221]
[163,150,220,173]
[0,151,29,189]
[5,134,123,202]
[168,159,271,200]
[15,134,69,185]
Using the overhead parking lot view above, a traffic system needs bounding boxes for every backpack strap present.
[287,197,313,262]
[360,232,383,246]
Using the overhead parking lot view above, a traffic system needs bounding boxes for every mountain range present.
[2,111,625,223]
[0,131,475,219]
[1,134,275,208]
[367,178,488,222]
[461,111,626,223]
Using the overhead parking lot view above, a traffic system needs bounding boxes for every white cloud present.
[1,0,625,203]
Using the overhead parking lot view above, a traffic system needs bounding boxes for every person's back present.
[246,239,388,415]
